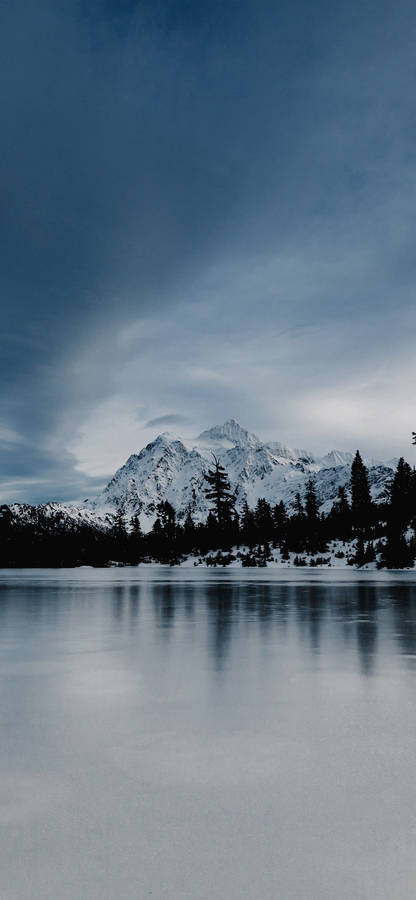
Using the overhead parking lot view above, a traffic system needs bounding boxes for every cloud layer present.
[2,0,416,502]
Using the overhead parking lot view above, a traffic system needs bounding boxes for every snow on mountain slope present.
[318,450,355,468]
[8,502,114,531]
[7,419,395,532]
[196,419,260,449]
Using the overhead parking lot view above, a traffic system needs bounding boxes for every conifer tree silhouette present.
[203,455,235,527]
[351,451,372,534]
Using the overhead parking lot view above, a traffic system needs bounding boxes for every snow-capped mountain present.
[84,418,393,529]
[7,419,395,532]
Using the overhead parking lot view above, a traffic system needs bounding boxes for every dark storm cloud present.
[2,0,416,500]
[1,3,275,409]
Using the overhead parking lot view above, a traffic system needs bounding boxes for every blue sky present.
[2,0,416,503]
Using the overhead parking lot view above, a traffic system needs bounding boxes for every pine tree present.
[351,451,372,535]
[254,498,273,541]
[337,485,351,538]
[382,528,412,569]
[111,510,128,561]
[305,479,323,553]
[240,500,256,546]
[204,511,218,550]
[329,485,351,541]
[354,534,366,567]
[130,514,142,540]
[289,493,307,553]
[281,541,290,561]
[129,514,143,563]
[151,516,164,542]
[148,501,177,562]
[229,508,240,548]
[272,500,287,548]
[305,479,319,522]
[157,500,176,543]
[383,458,415,568]
[112,509,125,536]
[183,509,196,554]
[390,457,413,530]
[184,509,195,535]
[203,455,235,528]
[365,541,376,563]
[294,492,305,517]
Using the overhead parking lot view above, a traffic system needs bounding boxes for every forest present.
[0,452,415,569]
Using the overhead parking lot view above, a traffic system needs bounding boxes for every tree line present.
[0,451,415,568]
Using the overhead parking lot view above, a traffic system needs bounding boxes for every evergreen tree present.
[305,479,319,521]
[288,493,307,552]
[112,509,126,537]
[383,458,415,568]
[390,457,414,530]
[111,510,128,561]
[203,456,235,528]
[281,541,290,561]
[183,509,194,530]
[150,521,163,560]
[326,485,351,542]
[183,509,195,536]
[0,506,13,567]
[147,502,178,562]
[129,514,143,563]
[230,508,240,545]
[294,493,305,517]
[272,500,287,548]
[305,479,322,553]
[156,500,176,543]
[181,509,197,555]
[351,451,372,535]
[254,498,273,542]
[204,511,219,550]
[335,485,351,540]
[240,500,256,546]
[382,528,412,569]
[130,514,142,540]
[353,535,377,568]
[354,534,366,567]
[365,541,376,563]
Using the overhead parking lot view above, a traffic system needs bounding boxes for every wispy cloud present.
[143,414,191,429]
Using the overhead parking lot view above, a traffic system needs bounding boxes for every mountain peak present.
[196,419,259,447]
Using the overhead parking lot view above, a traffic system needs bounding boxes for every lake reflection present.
[0,568,416,900]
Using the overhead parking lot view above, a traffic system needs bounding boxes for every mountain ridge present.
[6,419,395,533]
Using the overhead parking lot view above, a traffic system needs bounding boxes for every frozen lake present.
[1,567,416,899]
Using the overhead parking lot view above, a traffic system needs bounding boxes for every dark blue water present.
[1,568,416,899]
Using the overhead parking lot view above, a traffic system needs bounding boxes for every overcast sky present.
[2,0,416,503]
